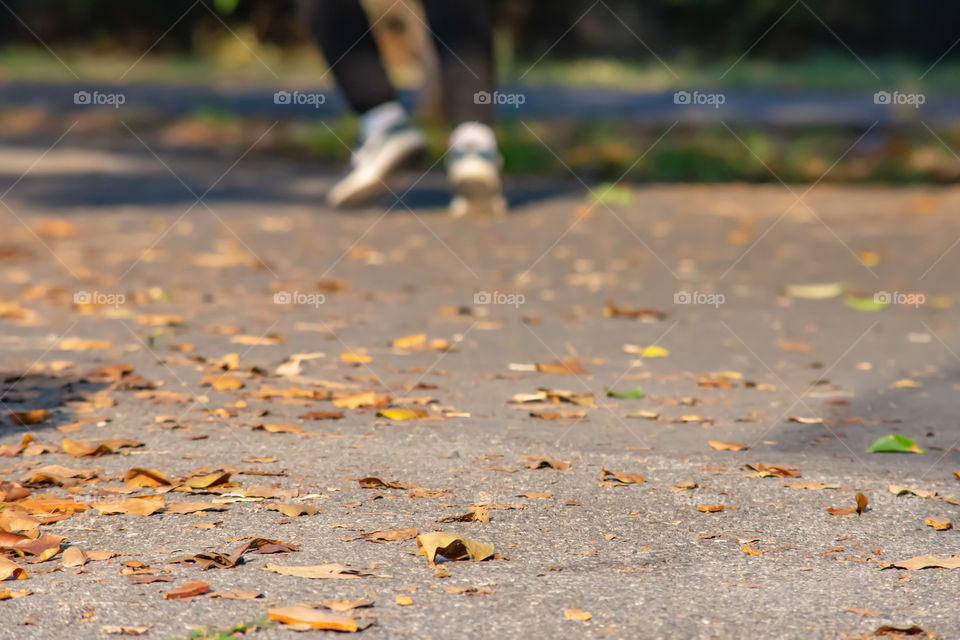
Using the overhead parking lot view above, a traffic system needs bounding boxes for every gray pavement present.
[1,145,960,639]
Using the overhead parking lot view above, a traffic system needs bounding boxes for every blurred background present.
[0,0,958,184]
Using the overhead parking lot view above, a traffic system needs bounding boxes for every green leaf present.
[867,434,925,454]
[844,294,887,312]
[605,386,645,399]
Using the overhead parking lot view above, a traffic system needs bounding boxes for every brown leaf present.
[200,376,244,390]
[0,588,31,600]
[603,302,666,321]
[164,581,210,599]
[523,455,571,470]
[61,546,87,567]
[827,507,857,516]
[564,609,592,621]
[416,532,494,564]
[697,504,725,513]
[93,495,165,516]
[708,440,747,451]
[358,477,416,490]
[437,507,489,524]
[100,625,149,636]
[9,410,50,426]
[268,504,319,517]
[124,468,171,489]
[0,557,27,580]
[745,463,801,478]
[537,358,589,375]
[268,606,358,632]
[529,410,587,420]
[21,465,97,486]
[856,492,869,515]
[320,598,374,611]
[165,502,226,515]
[358,528,417,543]
[874,624,931,637]
[205,590,262,600]
[924,517,952,531]
[600,468,646,484]
[59,338,111,351]
[262,564,377,579]
[520,491,552,499]
[300,411,344,420]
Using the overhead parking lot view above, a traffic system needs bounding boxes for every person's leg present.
[299,0,426,208]
[300,0,395,114]
[420,0,495,126]
[421,0,505,216]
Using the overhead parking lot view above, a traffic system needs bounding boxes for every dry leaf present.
[377,408,428,420]
[231,335,284,346]
[0,588,31,600]
[523,456,571,470]
[564,609,592,621]
[93,495,165,516]
[537,358,589,375]
[395,595,413,606]
[201,376,245,390]
[358,477,416,490]
[708,440,747,451]
[392,334,426,349]
[924,517,952,531]
[268,606,358,632]
[744,463,801,478]
[124,467,171,489]
[359,528,418,543]
[268,504,319,517]
[529,410,587,420]
[416,532,494,564]
[164,581,210,599]
[21,465,97,485]
[263,564,376,579]
[300,411,344,420]
[166,502,226,514]
[59,338,111,351]
[9,409,50,426]
[341,352,372,364]
[100,626,148,636]
[321,598,374,612]
[0,557,27,580]
[827,507,857,516]
[61,546,87,567]
[856,492,869,515]
[697,504,725,513]
[600,468,645,484]
[437,508,489,524]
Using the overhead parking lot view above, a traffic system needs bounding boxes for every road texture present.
[1,143,960,639]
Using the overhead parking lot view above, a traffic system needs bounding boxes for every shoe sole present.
[328,133,427,209]
[449,158,507,218]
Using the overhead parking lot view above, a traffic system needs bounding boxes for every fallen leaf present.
[881,554,960,570]
[868,434,925,454]
[59,338,111,351]
[164,581,210,599]
[529,410,586,420]
[206,590,263,600]
[9,410,50,426]
[709,440,747,451]
[784,282,844,299]
[262,564,376,579]
[358,477,416,490]
[166,502,226,515]
[341,353,372,364]
[94,495,165,516]
[924,517,952,531]
[523,455,571,470]
[377,408,428,420]
[392,334,426,349]
[537,358,588,375]
[320,598,374,611]
[268,504,319,517]
[745,463,801,478]
[564,609,592,621]
[0,557,27,580]
[0,588,31,600]
[437,508,489,524]
[856,493,869,515]
[200,376,245,391]
[416,532,494,564]
[605,386,645,399]
[358,528,418,543]
[21,465,97,485]
[697,504,725,513]
[300,411,344,420]
[231,335,284,346]
[61,546,86,567]
[395,595,413,606]
[600,468,645,484]
[874,624,932,637]
[124,467,171,489]
[268,606,358,632]
[100,626,149,636]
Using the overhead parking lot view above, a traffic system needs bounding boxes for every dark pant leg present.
[299,0,396,114]
[420,0,495,125]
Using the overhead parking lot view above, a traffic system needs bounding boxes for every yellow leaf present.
[392,334,426,349]
[269,504,319,517]
[708,440,747,451]
[377,408,428,420]
[124,468,171,489]
[395,595,413,606]
[268,606,358,632]
[230,334,284,346]
[640,345,669,358]
[341,352,372,364]
[201,376,245,390]
[415,532,494,564]
[59,338,111,351]
[564,609,592,621]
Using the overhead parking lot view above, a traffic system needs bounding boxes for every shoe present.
[447,122,506,218]
[327,102,427,209]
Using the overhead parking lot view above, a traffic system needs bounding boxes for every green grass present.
[166,617,272,640]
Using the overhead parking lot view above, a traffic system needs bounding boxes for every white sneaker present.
[447,122,506,218]
[327,102,427,209]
